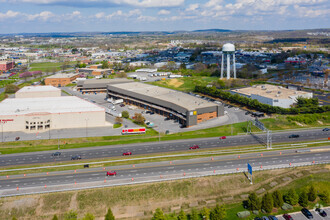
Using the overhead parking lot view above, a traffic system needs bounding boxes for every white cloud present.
[0,10,20,20]
[293,5,330,17]
[4,0,185,7]
[137,15,157,21]
[186,3,199,11]
[26,11,54,21]
[158,9,170,15]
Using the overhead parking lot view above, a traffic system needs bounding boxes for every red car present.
[189,145,200,150]
[220,136,226,139]
[283,214,294,220]
[122,151,132,156]
[106,171,117,176]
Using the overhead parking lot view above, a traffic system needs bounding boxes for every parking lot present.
[277,207,330,220]
[63,87,253,134]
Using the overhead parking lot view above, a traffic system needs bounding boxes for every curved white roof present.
[222,43,235,52]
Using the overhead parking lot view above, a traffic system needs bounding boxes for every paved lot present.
[277,207,330,220]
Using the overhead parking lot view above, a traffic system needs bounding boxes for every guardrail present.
[1,160,329,198]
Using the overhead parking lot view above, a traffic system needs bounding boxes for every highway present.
[0,128,328,167]
[0,150,329,194]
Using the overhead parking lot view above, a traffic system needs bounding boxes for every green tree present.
[200,207,210,220]
[121,110,129,119]
[247,192,261,211]
[64,210,78,220]
[52,215,59,220]
[261,193,273,213]
[177,209,187,220]
[5,84,20,93]
[299,191,309,207]
[319,190,330,203]
[83,213,95,220]
[152,208,165,220]
[272,190,284,208]
[308,185,317,202]
[190,208,199,220]
[104,208,115,220]
[102,60,110,69]
[209,204,226,220]
[284,189,299,206]
[12,217,17,220]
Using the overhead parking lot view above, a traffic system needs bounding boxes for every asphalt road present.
[0,150,329,191]
[0,128,328,167]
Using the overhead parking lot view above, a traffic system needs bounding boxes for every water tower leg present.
[227,54,230,79]
[220,54,224,79]
[233,53,236,79]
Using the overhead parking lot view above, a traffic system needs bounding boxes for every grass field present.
[29,61,75,72]
[1,165,328,220]
[148,76,218,92]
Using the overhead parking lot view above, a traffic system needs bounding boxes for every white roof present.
[16,85,60,93]
[222,43,235,52]
[0,97,104,116]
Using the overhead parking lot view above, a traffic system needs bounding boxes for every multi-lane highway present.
[0,150,329,195]
[0,128,328,167]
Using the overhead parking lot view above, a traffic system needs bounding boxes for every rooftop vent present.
[278,91,281,94]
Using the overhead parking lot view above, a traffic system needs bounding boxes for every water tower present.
[221,43,236,79]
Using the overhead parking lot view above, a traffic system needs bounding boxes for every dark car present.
[106,171,117,176]
[71,155,81,160]
[164,117,170,121]
[51,152,61,157]
[122,151,132,156]
[262,217,269,220]
[289,134,300,138]
[268,216,278,220]
[316,208,327,217]
[119,104,125,107]
[150,112,155,115]
[283,214,293,220]
[322,128,329,131]
[254,218,262,220]
[146,111,152,114]
[189,145,200,150]
[301,208,313,219]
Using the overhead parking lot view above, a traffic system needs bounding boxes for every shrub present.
[299,191,309,207]
[121,111,129,119]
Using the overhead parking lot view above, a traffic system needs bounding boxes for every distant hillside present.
[192,29,231,33]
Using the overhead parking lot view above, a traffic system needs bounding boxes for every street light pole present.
[85,118,89,138]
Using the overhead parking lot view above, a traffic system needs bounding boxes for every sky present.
[0,0,329,34]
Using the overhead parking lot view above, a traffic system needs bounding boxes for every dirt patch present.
[167,79,183,87]
[2,197,37,210]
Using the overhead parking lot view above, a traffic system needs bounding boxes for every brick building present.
[44,73,79,87]
[0,61,15,71]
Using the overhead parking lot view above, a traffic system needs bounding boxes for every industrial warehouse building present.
[15,85,62,98]
[0,86,106,133]
[107,82,224,127]
[230,84,313,108]
[76,78,133,94]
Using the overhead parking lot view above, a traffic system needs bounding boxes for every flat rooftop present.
[232,84,311,99]
[16,85,61,93]
[108,82,217,111]
[46,73,78,79]
[77,78,133,88]
[0,96,104,116]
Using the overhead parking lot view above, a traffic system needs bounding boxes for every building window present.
[30,126,36,130]
[45,124,50,129]
[26,121,29,124]
[38,125,43,130]
[274,100,279,102]
[25,126,29,129]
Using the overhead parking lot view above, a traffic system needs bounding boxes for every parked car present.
[301,208,313,219]
[71,155,81,160]
[119,104,125,107]
[15,136,20,141]
[220,136,227,139]
[254,218,262,220]
[150,112,155,115]
[189,145,200,150]
[283,214,293,220]
[51,152,61,157]
[164,117,170,121]
[289,134,300,138]
[106,171,117,176]
[315,208,327,217]
[322,128,329,131]
[268,216,278,220]
[122,151,132,156]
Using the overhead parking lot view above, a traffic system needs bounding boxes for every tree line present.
[195,85,329,114]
